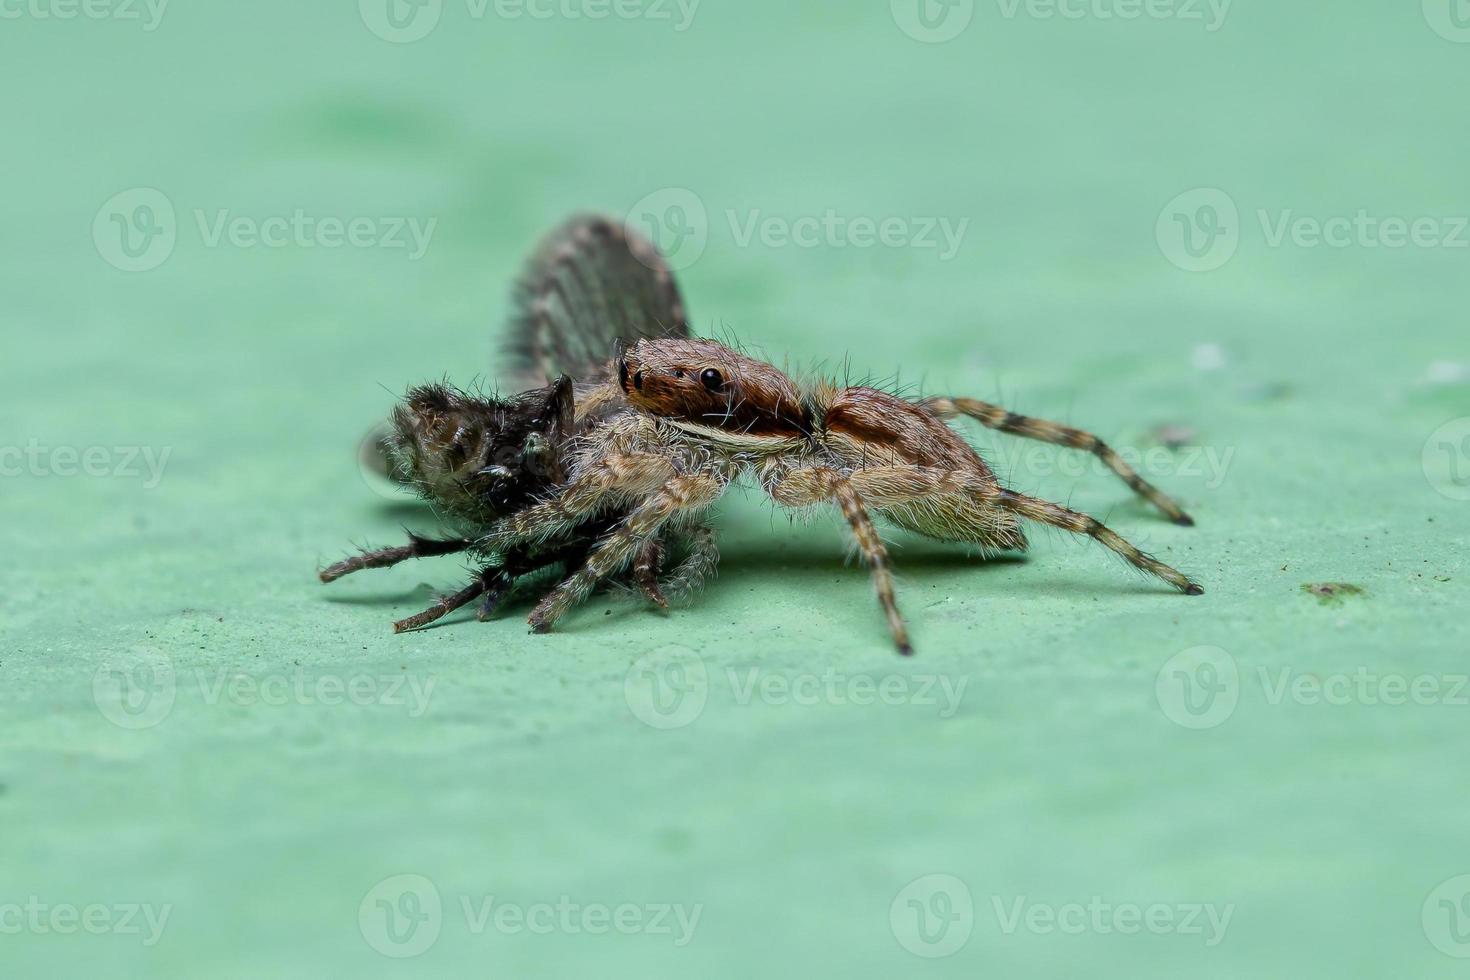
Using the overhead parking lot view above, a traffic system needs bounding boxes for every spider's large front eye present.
[700,368,724,392]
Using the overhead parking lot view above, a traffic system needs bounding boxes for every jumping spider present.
[484,337,1204,655]
[322,215,1204,653]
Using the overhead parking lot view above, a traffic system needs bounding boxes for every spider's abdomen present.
[822,386,998,479]
[821,386,1026,553]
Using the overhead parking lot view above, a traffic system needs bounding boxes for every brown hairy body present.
[487,338,1203,655]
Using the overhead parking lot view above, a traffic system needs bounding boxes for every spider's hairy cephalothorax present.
[617,337,811,437]
[486,336,1204,655]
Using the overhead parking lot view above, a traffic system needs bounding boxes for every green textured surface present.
[3,3,1469,977]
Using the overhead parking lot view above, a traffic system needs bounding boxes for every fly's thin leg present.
[320,533,471,583]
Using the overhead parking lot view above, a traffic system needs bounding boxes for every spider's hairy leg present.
[394,569,495,633]
[922,396,1195,527]
[658,524,721,606]
[987,487,1204,594]
[841,464,1201,594]
[770,467,912,656]
[482,451,677,551]
[633,538,669,609]
[528,472,726,633]
[319,533,471,583]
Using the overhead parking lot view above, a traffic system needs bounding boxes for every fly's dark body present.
[320,215,699,631]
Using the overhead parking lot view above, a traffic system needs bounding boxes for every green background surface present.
[3,2,1468,976]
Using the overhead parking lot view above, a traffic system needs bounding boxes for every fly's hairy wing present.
[501,213,691,390]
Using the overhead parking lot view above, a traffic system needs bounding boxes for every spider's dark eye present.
[700,368,724,392]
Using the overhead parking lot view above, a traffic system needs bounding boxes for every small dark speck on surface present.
[1149,424,1196,450]
[1302,582,1368,605]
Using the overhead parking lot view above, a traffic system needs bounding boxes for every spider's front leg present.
[526,471,727,633]
[769,467,912,656]
[922,396,1196,526]
[480,451,678,552]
